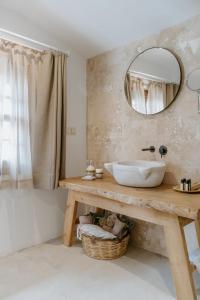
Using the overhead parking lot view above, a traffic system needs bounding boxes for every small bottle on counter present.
[186,179,192,191]
[180,178,186,191]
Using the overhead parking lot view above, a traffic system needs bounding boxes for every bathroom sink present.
[104,160,166,188]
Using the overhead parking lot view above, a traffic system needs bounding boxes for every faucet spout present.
[141,146,155,153]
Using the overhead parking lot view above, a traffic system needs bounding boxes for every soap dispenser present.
[86,160,95,177]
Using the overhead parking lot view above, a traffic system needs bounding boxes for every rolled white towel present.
[189,248,200,273]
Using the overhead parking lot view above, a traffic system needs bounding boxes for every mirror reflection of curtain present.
[146,82,166,114]
[125,74,146,113]
[166,83,179,106]
[131,77,146,114]
[125,72,179,114]
[124,73,131,104]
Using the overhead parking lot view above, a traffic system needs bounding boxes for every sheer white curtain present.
[0,44,34,188]
[131,78,146,114]
[146,82,166,114]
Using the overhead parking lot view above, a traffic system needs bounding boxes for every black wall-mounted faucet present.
[141,145,168,158]
[141,146,155,153]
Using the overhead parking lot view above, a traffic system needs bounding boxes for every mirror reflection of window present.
[131,76,146,114]
[125,73,179,115]
[124,48,181,115]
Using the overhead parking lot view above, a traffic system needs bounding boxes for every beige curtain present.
[0,38,67,190]
[31,52,67,189]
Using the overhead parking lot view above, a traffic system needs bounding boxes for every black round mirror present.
[124,47,182,115]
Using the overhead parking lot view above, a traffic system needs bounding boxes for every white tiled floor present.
[0,240,199,300]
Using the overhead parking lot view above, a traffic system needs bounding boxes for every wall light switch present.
[67,127,76,135]
[71,127,76,135]
[66,127,71,135]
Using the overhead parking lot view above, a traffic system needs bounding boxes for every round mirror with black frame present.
[124,47,182,115]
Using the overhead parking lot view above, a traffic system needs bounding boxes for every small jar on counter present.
[95,168,104,179]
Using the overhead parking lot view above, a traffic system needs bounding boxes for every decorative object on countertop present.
[82,160,96,180]
[186,68,200,113]
[81,174,96,180]
[95,168,104,179]
[86,160,95,176]
[174,180,200,193]
[77,212,134,260]
[192,182,200,190]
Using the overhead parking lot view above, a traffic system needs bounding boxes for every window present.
[0,52,33,188]
[0,82,12,180]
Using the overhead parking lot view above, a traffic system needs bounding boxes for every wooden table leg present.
[63,190,78,246]
[195,220,200,247]
[164,216,196,300]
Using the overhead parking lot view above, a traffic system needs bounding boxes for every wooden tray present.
[173,186,200,194]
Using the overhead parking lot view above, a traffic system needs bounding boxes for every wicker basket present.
[82,234,130,260]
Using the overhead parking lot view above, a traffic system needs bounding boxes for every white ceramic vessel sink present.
[104,160,166,188]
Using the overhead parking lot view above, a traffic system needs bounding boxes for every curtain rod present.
[0,28,70,56]
[129,70,176,85]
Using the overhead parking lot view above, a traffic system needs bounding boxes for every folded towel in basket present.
[77,224,117,241]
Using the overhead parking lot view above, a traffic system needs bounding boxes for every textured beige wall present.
[87,15,200,256]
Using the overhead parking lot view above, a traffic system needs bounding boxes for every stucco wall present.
[87,15,200,255]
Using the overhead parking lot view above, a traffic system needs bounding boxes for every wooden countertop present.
[59,176,200,219]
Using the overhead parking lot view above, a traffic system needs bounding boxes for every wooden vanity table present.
[59,176,200,300]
